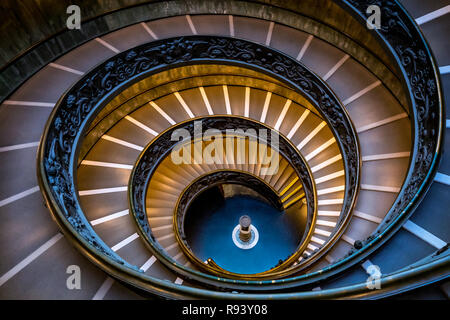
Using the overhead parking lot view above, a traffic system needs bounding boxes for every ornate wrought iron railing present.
[38,34,359,292]
[36,0,445,298]
[128,116,317,280]
[175,170,295,274]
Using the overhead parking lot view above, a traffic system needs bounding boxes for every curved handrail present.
[129,116,316,280]
[36,0,445,297]
[174,169,299,275]
[38,35,359,293]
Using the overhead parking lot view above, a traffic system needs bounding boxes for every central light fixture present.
[232,215,259,249]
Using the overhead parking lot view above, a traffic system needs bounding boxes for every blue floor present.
[184,190,302,274]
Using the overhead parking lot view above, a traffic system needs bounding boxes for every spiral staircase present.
[0,0,448,299]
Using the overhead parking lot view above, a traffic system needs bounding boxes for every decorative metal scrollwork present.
[129,116,316,278]
[41,16,446,292]
[39,37,359,275]
[336,0,443,249]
